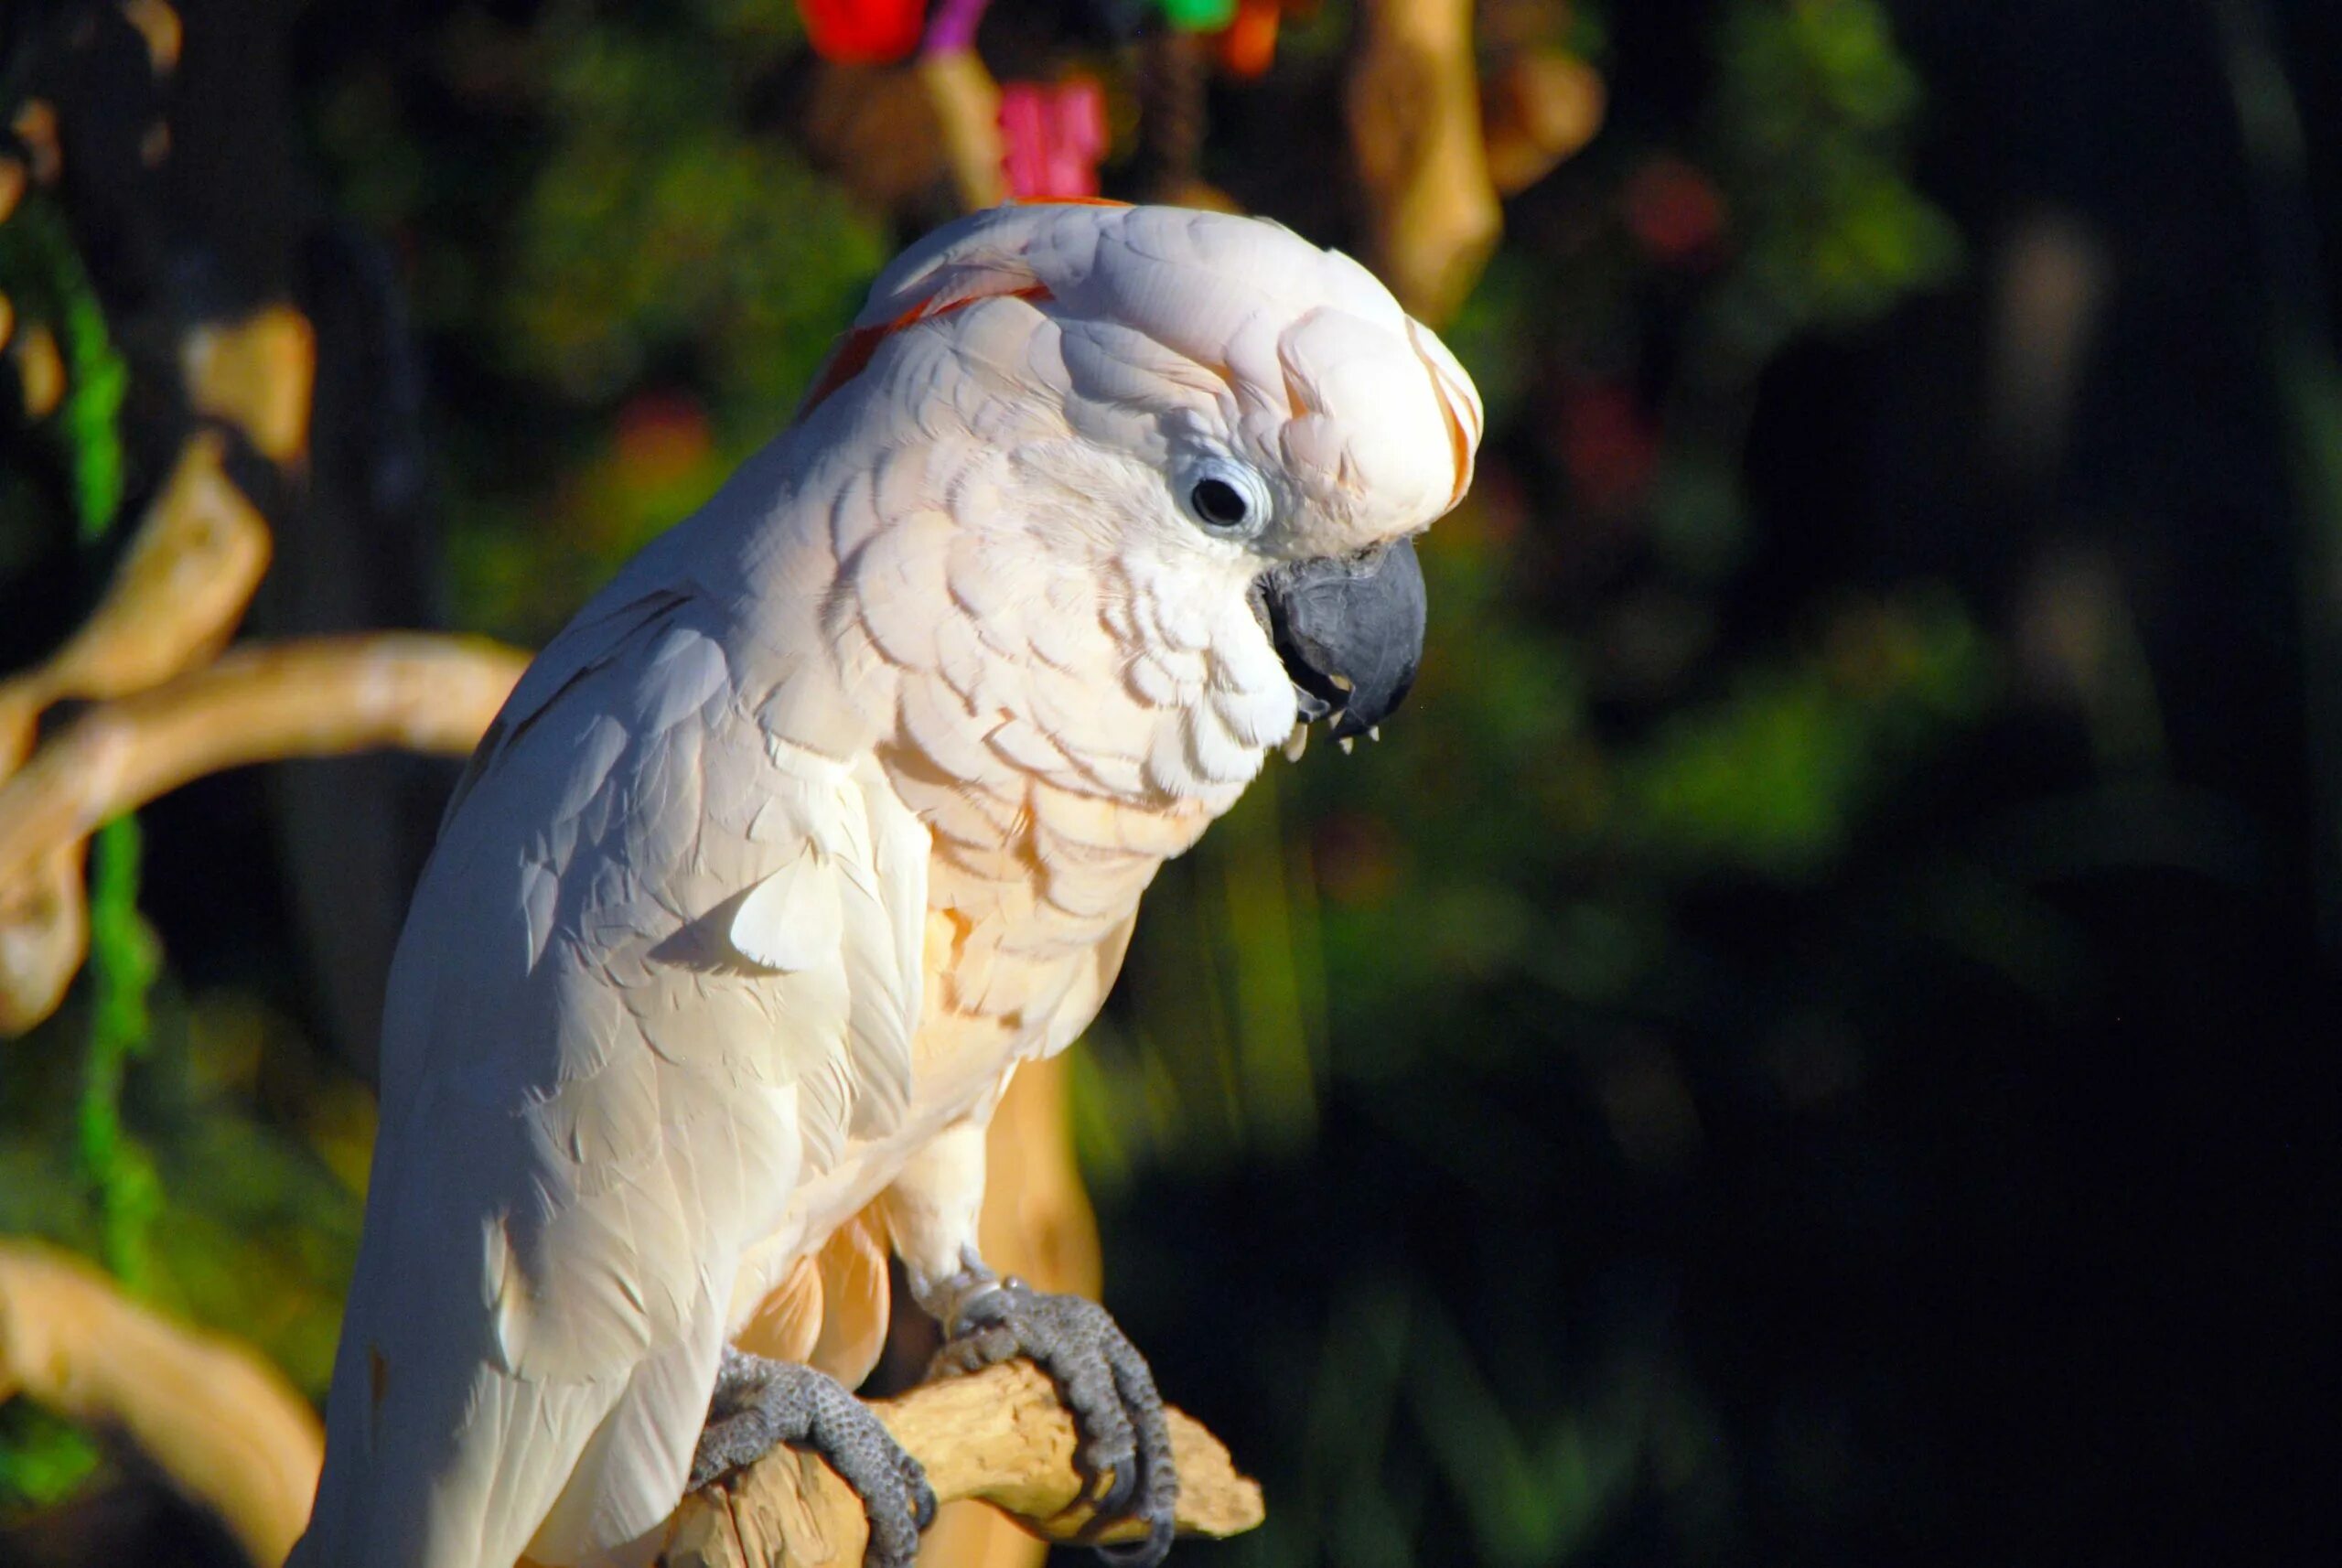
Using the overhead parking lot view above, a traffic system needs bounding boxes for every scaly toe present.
[690,1351,933,1568]
[930,1280,1181,1565]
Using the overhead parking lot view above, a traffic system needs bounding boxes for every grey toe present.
[931,1281,1180,1567]
[690,1351,934,1568]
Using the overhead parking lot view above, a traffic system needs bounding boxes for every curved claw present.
[932,1279,1181,1566]
[693,1348,936,1568]
[903,1444,940,1532]
[1096,1515,1178,1568]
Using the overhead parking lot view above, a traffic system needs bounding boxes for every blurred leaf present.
[1405,1300,1641,1568]
[0,1404,102,1520]
[1616,596,1993,877]
[1706,0,1960,359]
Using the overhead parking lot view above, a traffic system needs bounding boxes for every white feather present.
[729,847,844,972]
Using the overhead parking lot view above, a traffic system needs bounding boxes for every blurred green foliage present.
[0,198,127,540]
[0,197,150,1514]
[79,814,163,1287]
[0,199,365,1500]
[1708,0,1959,357]
[0,1404,101,1521]
[0,982,370,1388]
[316,0,885,642]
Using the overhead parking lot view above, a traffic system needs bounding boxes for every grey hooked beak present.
[1252,538,1427,741]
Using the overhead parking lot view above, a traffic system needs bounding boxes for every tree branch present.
[0,632,526,1033]
[661,1360,1263,1568]
[0,1240,324,1567]
[919,49,1008,213]
[1347,0,1502,326]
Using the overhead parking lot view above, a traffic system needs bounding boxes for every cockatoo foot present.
[929,1274,1179,1568]
[690,1347,937,1568]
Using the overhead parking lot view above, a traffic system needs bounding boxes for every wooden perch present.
[0,1240,325,1567]
[0,430,274,775]
[0,279,521,1035]
[181,304,317,466]
[919,49,1009,212]
[1481,49,1606,198]
[1347,0,1502,326]
[0,633,527,1032]
[661,1360,1262,1568]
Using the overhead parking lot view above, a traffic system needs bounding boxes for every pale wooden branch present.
[0,840,87,1036]
[1481,49,1606,199]
[662,1359,1262,1568]
[0,632,527,1033]
[181,304,317,466]
[1347,0,1502,326]
[919,49,1009,212]
[0,633,525,877]
[0,281,354,1035]
[0,1240,324,1567]
[0,429,273,773]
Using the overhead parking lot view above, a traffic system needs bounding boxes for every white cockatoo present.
[291,201,1480,1568]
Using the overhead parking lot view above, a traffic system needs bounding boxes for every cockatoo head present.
[801,201,1481,757]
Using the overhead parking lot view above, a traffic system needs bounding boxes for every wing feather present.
[298,582,925,1568]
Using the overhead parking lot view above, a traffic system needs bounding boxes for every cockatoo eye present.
[1192,478,1248,527]
[1176,458,1273,541]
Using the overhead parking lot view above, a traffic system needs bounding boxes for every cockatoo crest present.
[800,201,1482,563]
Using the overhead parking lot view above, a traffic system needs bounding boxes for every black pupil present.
[1191,478,1249,527]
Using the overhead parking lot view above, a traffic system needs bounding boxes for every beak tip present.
[1261,536,1428,746]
